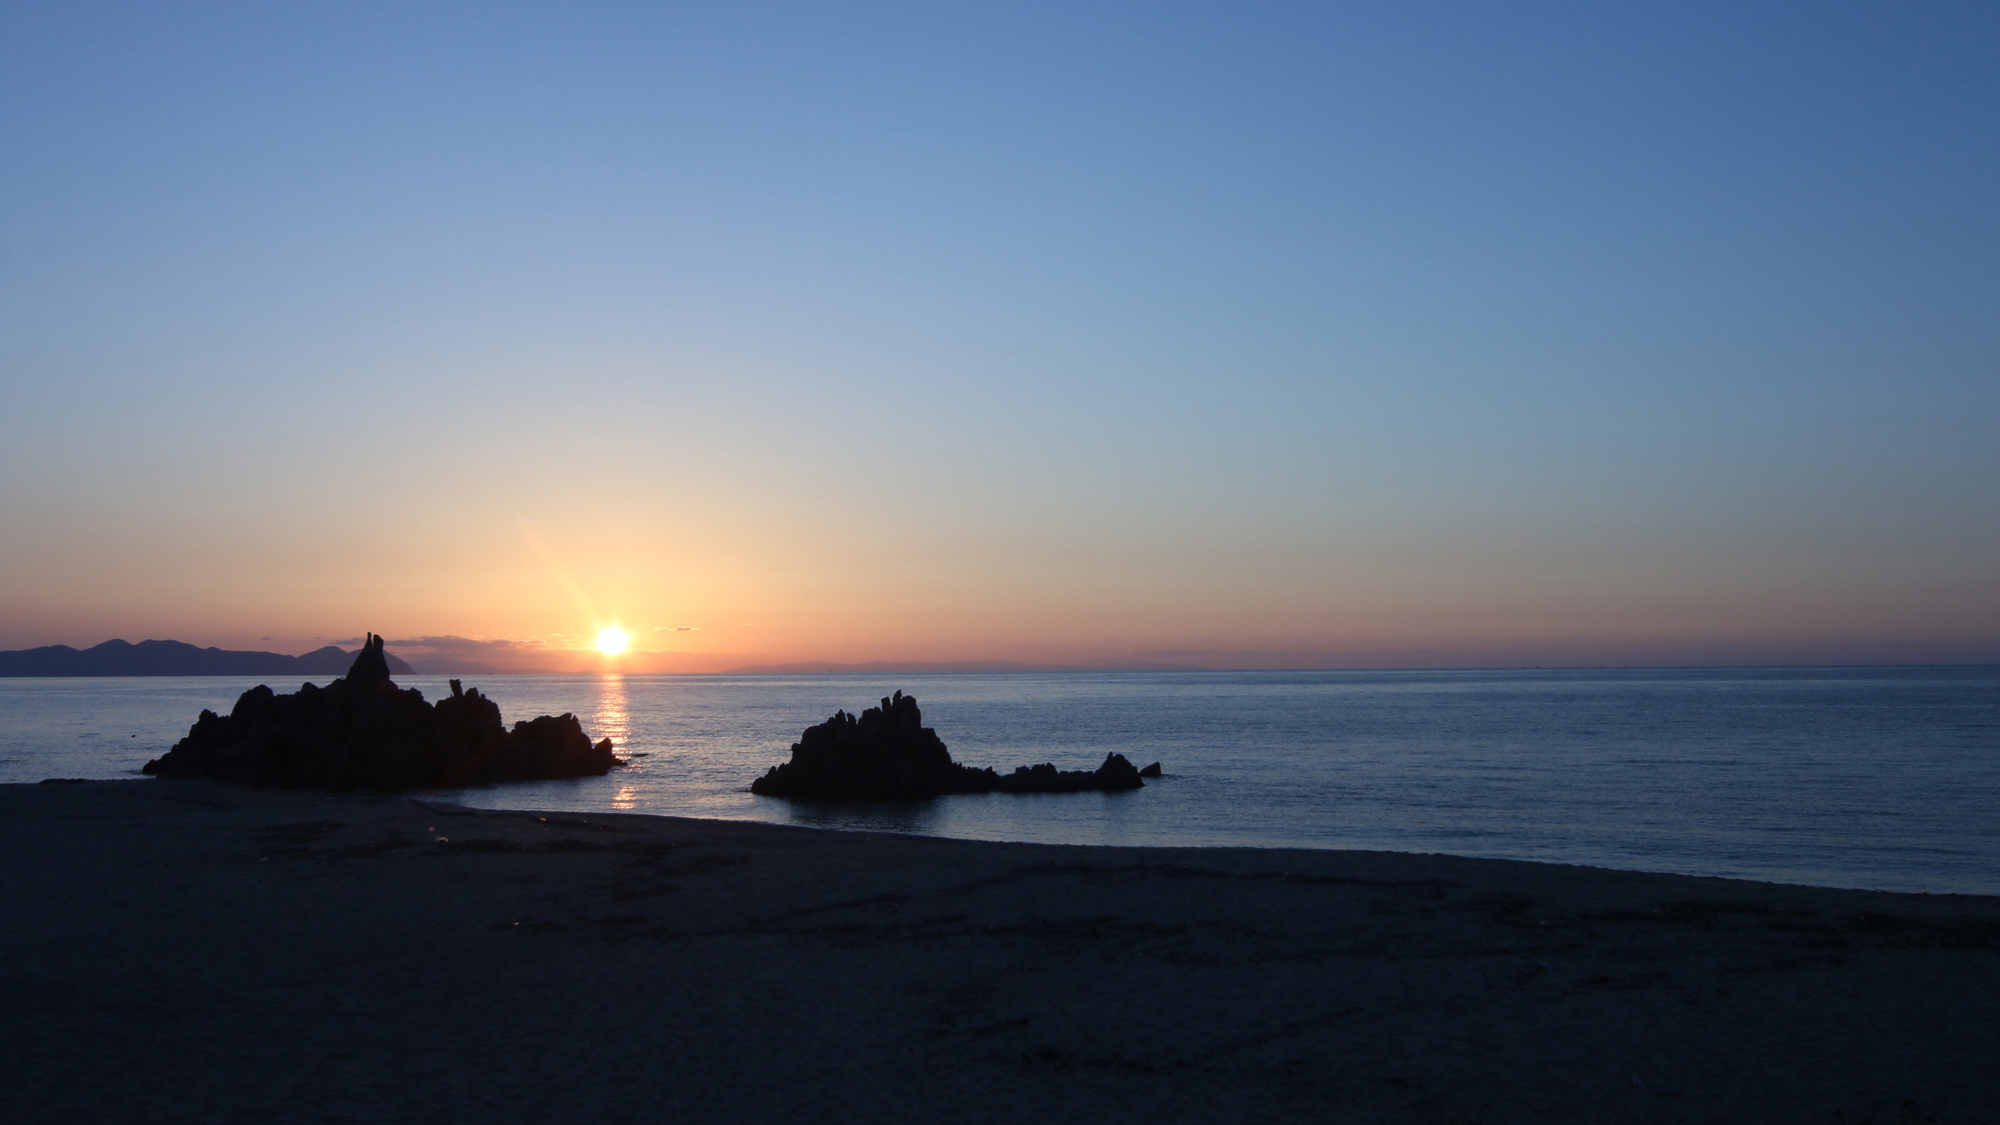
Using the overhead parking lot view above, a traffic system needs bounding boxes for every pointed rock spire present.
[344,632,394,687]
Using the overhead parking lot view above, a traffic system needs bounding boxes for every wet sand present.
[4,779,1997,1123]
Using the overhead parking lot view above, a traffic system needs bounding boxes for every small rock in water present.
[994,752,1145,794]
[1138,761,1163,778]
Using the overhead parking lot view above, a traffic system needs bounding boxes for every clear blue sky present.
[3,2,1996,667]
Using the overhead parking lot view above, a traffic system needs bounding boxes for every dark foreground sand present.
[3,781,1996,1124]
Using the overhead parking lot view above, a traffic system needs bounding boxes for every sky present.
[2,1,1996,672]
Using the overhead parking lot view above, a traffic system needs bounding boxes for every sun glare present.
[595,626,629,655]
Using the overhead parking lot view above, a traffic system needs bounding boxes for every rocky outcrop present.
[142,635,619,790]
[1139,761,1162,778]
[750,692,1148,800]
[750,691,999,800]
[995,753,1145,794]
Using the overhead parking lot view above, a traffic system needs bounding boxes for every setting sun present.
[595,626,629,655]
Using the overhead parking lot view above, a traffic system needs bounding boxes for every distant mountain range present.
[0,639,415,677]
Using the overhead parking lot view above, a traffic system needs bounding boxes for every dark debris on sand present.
[142,634,621,790]
[750,690,1147,800]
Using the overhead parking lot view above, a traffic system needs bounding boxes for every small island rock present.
[750,692,1148,800]
[751,691,998,800]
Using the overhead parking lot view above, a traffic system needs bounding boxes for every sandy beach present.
[3,780,1996,1123]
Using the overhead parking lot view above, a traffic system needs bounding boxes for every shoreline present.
[36,773,1998,898]
[6,779,1999,1122]
[47,774,2000,898]
[23,771,1992,898]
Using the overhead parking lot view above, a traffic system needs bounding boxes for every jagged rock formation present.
[750,691,999,800]
[143,635,619,790]
[750,691,1148,800]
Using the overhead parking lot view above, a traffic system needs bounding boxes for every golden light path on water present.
[592,673,638,810]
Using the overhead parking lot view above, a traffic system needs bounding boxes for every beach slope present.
[3,780,1996,1123]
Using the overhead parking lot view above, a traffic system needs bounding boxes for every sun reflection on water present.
[594,674,638,809]
[594,673,631,752]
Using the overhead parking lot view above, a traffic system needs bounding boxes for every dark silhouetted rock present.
[1139,761,1162,778]
[751,691,999,800]
[750,693,1147,800]
[345,633,395,685]
[142,635,621,790]
[995,753,1145,794]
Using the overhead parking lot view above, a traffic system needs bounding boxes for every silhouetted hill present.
[0,639,415,677]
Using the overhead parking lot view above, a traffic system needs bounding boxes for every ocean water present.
[2,667,1996,896]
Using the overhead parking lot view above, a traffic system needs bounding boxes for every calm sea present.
[3,667,1995,895]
